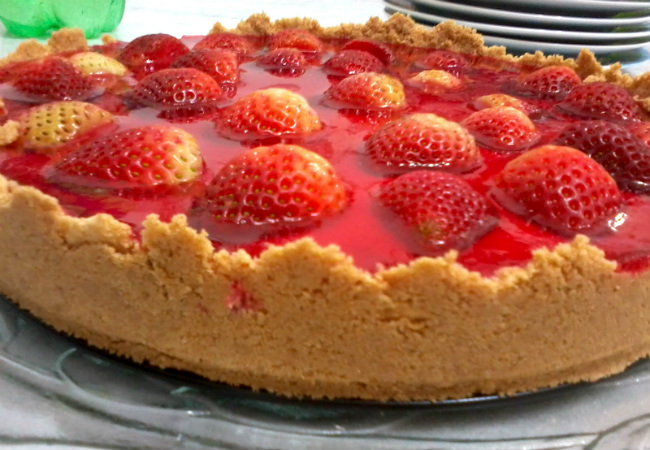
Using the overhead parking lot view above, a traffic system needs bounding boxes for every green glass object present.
[0,0,125,38]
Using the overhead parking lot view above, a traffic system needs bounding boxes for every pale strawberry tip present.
[19,101,115,151]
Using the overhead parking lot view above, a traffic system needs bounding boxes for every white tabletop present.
[1,1,650,449]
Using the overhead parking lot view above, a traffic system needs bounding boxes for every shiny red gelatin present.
[1,32,650,276]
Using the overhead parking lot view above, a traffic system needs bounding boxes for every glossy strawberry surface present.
[2,31,650,276]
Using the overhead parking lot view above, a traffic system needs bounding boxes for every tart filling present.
[0,14,650,402]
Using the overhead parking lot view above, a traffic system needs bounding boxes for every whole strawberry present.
[515,65,581,99]
[171,49,239,85]
[19,101,115,152]
[12,57,94,101]
[131,68,224,109]
[365,113,481,174]
[119,33,189,78]
[492,145,622,235]
[461,106,538,152]
[216,88,322,140]
[379,170,497,253]
[555,120,650,193]
[557,82,640,122]
[50,125,203,190]
[203,144,347,225]
[324,72,406,110]
[323,50,384,77]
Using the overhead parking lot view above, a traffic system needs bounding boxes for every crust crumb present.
[0,120,19,146]
[0,40,49,66]
[101,34,118,45]
[0,28,88,67]
[47,28,88,54]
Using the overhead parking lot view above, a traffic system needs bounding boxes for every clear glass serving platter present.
[1,293,650,450]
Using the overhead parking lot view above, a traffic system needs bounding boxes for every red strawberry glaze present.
[2,37,650,276]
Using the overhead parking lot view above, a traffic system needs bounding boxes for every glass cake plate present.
[1,294,650,449]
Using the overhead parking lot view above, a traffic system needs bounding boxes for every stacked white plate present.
[383,0,650,57]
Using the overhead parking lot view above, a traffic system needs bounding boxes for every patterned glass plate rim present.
[3,294,650,449]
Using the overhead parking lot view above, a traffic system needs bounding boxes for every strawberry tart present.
[1,14,650,402]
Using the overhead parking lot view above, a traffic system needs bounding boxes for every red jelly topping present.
[1,34,650,276]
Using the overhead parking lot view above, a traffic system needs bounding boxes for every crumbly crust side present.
[0,120,19,146]
[0,28,87,67]
[1,171,650,401]
[2,15,650,402]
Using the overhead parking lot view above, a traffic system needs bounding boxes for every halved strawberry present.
[323,50,383,77]
[324,72,405,110]
[515,65,581,99]
[492,145,623,235]
[171,49,239,85]
[256,48,307,77]
[557,82,640,122]
[193,33,256,58]
[408,70,464,94]
[342,39,393,66]
[461,106,538,152]
[203,144,346,225]
[119,33,189,78]
[418,50,469,76]
[268,29,322,54]
[69,52,128,76]
[379,170,497,253]
[555,120,650,193]
[49,125,202,189]
[18,101,115,152]
[366,113,481,174]
[12,57,94,101]
[216,88,322,140]
[130,68,224,109]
